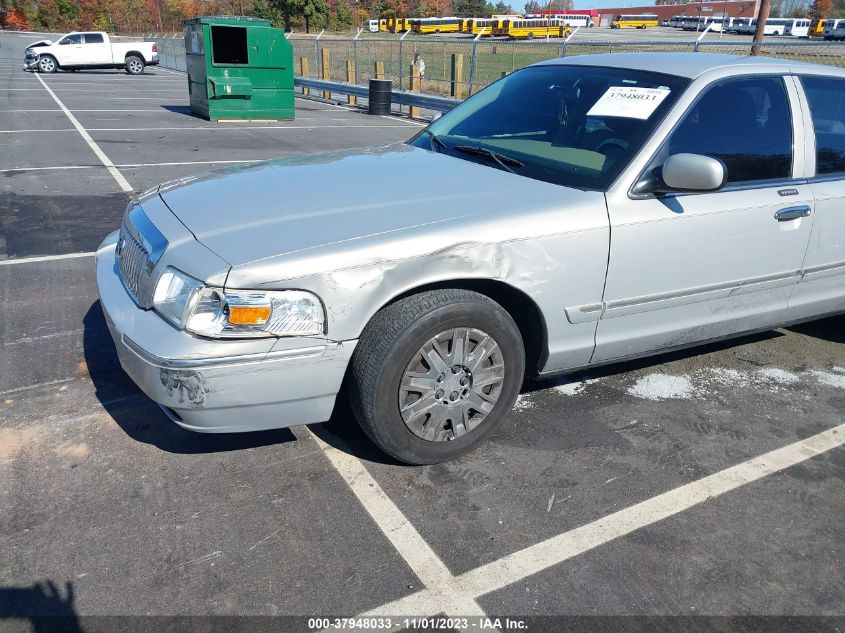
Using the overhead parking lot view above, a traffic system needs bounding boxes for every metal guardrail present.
[295,76,461,112]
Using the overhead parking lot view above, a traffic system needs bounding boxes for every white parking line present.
[0,125,420,133]
[0,160,265,174]
[308,430,489,627]
[34,74,133,193]
[154,67,187,76]
[0,251,95,266]
[346,421,845,618]
[5,88,185,91]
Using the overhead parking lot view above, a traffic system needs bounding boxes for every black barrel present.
[368,79,393,115]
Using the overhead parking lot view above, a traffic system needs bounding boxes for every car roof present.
[534,52,840,79]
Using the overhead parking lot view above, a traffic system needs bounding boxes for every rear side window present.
[665,76,793,184]
[84,33,104,44]
[801,76,845,176]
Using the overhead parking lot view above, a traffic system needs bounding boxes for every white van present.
[824,18,845,40]
[740,18,790,36]
[727,17,751,33]
[783,18,811,37]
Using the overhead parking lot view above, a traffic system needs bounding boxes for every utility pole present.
[750,0,771,55]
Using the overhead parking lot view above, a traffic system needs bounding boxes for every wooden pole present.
[450,53,464,99]
[300,57,310,96]
[321,48,331,99]
[409,63,421,119]
[374,61,385,79]
[346,59,356,105]
[750,0,771,56]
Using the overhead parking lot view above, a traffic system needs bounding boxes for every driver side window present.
[661,76,793,184]
[61,34,83,45]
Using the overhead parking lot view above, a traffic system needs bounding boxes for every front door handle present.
[775,205,812,221]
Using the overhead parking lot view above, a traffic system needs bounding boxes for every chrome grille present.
[117,220,153,307]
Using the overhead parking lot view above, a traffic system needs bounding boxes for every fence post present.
[346,59,356,105]
[353,27,362,84]
[300,57,310,96]
[321,48,331,99]
[693,22,713,52]
[561,25,579,57]
[467,28,486,96]
[399,29,412,93]
[315,29,324,87]
[450,53,464,99]
[374,61,385,79]
[409,63,421,118]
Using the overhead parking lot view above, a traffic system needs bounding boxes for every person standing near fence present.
[414,53,425,89]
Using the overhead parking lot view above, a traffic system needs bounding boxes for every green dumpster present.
[183,16,294,121]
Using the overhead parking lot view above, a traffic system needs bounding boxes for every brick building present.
[590,0,761,26]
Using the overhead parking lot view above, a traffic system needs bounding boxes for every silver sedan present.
[96,53,845,464]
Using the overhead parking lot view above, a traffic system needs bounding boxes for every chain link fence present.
[287,34,845,99]
[145,32,845,98]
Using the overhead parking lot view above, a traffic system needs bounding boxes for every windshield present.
[409,64,689,191]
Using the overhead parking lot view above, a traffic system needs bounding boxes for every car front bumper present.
[95,232,356,433]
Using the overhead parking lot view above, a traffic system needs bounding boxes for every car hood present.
[158,144,596,270]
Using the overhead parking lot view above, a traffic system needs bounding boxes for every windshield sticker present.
[587,86,671,120]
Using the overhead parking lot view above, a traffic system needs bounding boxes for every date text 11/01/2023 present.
[307,617,528,629]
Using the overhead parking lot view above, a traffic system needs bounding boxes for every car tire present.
[125,55,145,75]
[37,55,57,73]
[348,289,525,465]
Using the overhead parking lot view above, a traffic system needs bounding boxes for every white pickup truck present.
[25,32,159,75]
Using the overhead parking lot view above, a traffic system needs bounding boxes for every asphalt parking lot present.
[1,29,844,631]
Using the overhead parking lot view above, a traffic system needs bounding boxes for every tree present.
[302,0,329,30]
[494,1,513,13]
[330,0,353,30]
[545,0,573,11]
[416,0,450,16]
[808,0,832,18]
[270,0,328,31]
[4,8,30,29]
[453,0,487,16]
[523,0,540,13]
[250,0,284,25]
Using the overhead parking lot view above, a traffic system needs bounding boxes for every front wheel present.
[125,55,145,75]
[37,55,57,73]
[349,289,525,465]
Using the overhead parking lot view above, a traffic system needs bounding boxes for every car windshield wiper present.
[452,144,524,173]
[423,129,448,153]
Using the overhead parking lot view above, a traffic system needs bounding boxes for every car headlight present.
[153,267,203,328]
[152,267,325,338]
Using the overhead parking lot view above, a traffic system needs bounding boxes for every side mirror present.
[660,153,727,193]
[633,153,727,196]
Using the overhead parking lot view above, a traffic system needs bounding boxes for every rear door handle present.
[775,205,812,221]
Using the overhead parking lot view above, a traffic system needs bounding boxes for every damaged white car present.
[97,53,845,464]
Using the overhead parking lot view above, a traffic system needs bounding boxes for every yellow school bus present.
[378,18,389,31]
[412,18,463,33]
[809,18,827,37]
[392,17,411,32]
[496,18,571,39]
[610,14,659,28]
[465,18,495,35]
